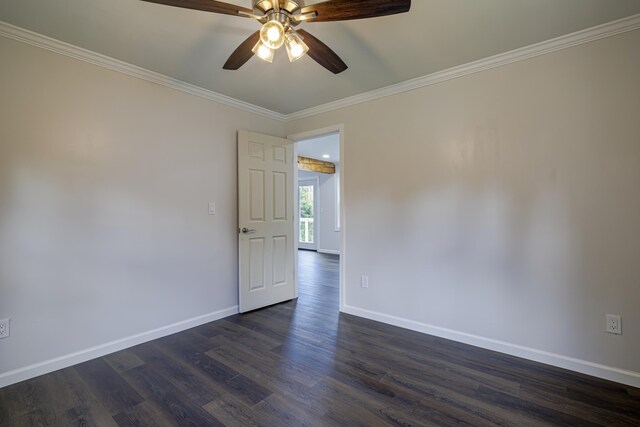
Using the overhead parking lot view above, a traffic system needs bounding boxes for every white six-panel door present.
[238,130,295,313]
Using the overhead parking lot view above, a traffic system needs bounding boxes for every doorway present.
[289,125,344,311]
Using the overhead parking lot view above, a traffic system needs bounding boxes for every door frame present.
[297,177,319,251]
[288,124,345,312]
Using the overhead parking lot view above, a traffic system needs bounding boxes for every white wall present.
[286,29,640,384]
[0,36,284,384]
[298,167,341,253]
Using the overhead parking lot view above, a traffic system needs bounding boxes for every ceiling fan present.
[140,0,411,74]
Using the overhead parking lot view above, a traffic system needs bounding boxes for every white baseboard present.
[0,305,238,389]
[318,249,340,255]
[342,305,640,388]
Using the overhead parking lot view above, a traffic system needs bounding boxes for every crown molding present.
[2,14,640,123]
[0,21,287,122]
[286,13,640,121]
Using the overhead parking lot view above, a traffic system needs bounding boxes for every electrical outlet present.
[361,276,369,288]
[0,319,9,339]
[606,314,622,335]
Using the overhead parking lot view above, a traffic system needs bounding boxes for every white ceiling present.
[2,1,640,114]
[297,132,340,162]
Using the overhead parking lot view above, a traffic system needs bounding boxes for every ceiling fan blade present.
[140,0,253,17]
[223,31,261,70]
[297,30,347,74]
[301,0,410,22]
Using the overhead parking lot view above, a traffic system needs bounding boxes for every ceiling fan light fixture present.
[260,19,285,49]
[252,41,275,63]
[285,30,309,62]
[143,0,412,73]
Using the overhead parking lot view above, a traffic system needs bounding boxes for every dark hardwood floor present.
[1,250,639,426]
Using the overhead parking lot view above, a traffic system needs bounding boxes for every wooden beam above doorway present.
[298,156,336,174]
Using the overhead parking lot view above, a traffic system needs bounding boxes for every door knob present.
[241,227,256,234]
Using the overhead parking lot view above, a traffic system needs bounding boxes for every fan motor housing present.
[254,0,302,14]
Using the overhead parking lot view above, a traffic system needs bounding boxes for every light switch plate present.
[208,202,216,215]
[361,276,369,288]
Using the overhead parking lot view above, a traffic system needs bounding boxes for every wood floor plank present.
[518,383,640,425]
[121,364,224,426]
[0,366,119,426]
[194,319,282,351]
[112,400,175,427]
[253,392,326,427]
[130,342,221,406]
[225,373,273,406]
[380,370,537,426]
[312,377,424,426]
[73,358,144,416]
[0,376,54,422]
[334,326,523,397]
[104,349,145,374]
[206,345,324,415]
[157,338,238,384]
[207,334,322,388]
[475,385,601,426]
[202,394,260,427]
[52,367,119,426]
[62,404,118,427]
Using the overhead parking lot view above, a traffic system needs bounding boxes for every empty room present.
[1,0,640,425]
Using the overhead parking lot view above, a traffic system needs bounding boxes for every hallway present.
[297,250,340,312]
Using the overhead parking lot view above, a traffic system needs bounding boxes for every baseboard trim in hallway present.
[342,304,640,388]
[0,305,239,388]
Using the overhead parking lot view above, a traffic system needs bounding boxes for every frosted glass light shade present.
[252,41,275,63]
[285,30,309,62]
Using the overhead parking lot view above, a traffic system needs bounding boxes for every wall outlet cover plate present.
[0,318,10,339]
[606,314,622,335]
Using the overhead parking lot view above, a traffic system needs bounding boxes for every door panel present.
[272,236,287,286]
[249,170,265,221]
[238,131,294,312]
[249,237,265,291]
[273,172,287,221]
